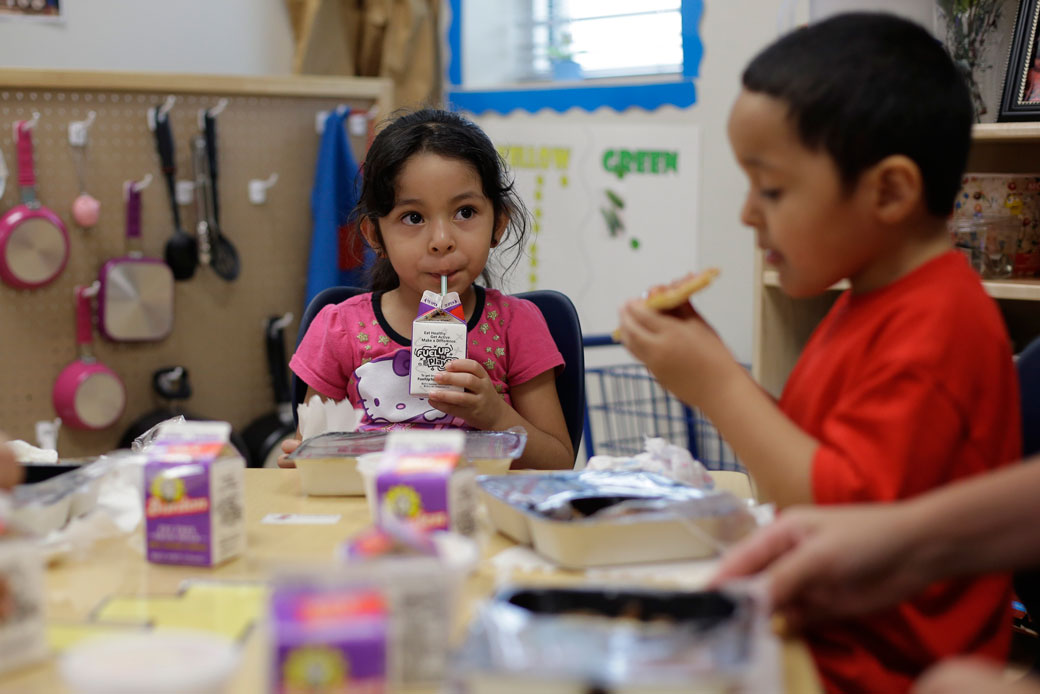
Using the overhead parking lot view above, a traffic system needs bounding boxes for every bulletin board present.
[0,69,393,458]
[472,116,701,336]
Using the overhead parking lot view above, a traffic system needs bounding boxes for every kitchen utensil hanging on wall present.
[97,177,175,342]
[242,314,297,468]
[0,117,70,289]
[117,365,250,460]
[196,109,240,281]
[150,101,197,280]
[52,284,126,430]
[68,110,100,229]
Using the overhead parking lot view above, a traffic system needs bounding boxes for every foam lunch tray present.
[477,471,756,569]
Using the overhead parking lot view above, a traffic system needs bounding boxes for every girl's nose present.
[429,222,456,254]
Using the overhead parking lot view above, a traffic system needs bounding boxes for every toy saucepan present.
[97,177,174,342]
[53,284,126,430]
[0,118,69,288]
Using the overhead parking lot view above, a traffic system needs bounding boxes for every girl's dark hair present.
[355,108,529,291]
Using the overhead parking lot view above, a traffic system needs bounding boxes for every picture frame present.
[1000,0,1040,121]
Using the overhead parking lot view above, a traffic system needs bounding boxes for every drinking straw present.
[441,274,447,295]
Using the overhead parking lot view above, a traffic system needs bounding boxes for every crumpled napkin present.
[586,436,714,489]
[297,395,361,440]
[7,440,58,464]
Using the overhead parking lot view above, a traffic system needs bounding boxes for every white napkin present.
[297,395,361,440]
[7,440,58,464]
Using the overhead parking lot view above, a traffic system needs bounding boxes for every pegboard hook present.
[13,111,41,142]
[68,110,97,148]
[158,95,176,119]
[270,312,294,333]
[129,173,153,193]
[248,172,279,205]
[208,98,228,118]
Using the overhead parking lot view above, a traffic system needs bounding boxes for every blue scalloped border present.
[445,0,703,115]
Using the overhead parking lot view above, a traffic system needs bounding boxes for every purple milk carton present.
[374,430,476,535]
[144,421,245,567]
[271,582,389,694]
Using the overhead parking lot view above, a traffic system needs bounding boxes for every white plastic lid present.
[60,630,240,694]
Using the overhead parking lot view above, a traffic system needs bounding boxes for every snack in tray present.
[451,586,764,692]
[613,267,720,340]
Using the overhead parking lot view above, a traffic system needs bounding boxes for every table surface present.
[0,469,822,693]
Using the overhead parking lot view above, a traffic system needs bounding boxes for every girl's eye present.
[455,206,476,221]
[402,212,424,225]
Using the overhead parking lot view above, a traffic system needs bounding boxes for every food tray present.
[477,471,755,569]
[290,429,527,496]
[451,586,758,694]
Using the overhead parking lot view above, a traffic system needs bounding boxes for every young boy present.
[617,13,1021,694]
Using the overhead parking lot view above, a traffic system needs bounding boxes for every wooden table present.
[0,469,822,693]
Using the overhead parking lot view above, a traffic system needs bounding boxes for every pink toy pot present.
[0,121,69,289]
[52,285,126,430]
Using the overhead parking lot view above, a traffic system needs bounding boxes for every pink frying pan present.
[0,120,69,289]
[52,285,126,430]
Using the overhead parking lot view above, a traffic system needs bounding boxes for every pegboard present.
[0,69,392,459]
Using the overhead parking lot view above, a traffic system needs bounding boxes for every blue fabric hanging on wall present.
[305,107,372,309]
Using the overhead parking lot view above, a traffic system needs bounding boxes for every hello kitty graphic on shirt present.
[355,349,453,428]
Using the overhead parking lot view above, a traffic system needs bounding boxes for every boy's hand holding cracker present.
[616,268,741,408]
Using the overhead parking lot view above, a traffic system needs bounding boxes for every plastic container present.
[452,586,764,694]
[950,215,1021,279]
[293,429,526,497]
[59,630,240,694]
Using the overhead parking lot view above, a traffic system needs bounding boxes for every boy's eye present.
[402,212,424,225]
[455,206,476,221]
[759,188,782,201]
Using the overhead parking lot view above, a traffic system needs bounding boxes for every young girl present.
[282,109,573,470]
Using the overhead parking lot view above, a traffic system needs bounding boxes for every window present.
[527,0,683,82]
[446,0,702,115]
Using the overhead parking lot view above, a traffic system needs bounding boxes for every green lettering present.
[663,151,678,173]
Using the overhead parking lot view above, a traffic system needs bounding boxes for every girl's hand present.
[277,436,301,468]
[616,299,742,411]
[427,359,508,430]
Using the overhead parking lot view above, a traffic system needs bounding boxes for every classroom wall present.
[0,0,294,76]
[472,2,783,368]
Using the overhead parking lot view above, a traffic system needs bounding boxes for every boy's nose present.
[739,194,762,229]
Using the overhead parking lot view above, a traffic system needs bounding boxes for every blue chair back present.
[291,287,585,465]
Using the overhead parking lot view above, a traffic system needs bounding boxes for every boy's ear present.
[865,155,924,224]
[360,217,383,256]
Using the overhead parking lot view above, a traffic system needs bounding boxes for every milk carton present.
[270,581,389,694]
[144,421,245,567]
[409,290,467,396]
[374,430,476,535]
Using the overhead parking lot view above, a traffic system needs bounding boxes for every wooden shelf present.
[971,122,1040,143]
[762,269,1040,301]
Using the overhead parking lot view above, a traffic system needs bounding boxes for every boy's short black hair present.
[743,12,972,217]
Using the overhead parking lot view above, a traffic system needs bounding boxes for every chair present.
[291,286,586,465]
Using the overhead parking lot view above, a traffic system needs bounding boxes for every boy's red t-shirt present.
[779,251,1020,693]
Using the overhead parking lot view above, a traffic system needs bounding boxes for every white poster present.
[476,119,700,337]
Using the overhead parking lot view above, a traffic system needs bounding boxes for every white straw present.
[441,274,447,295]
